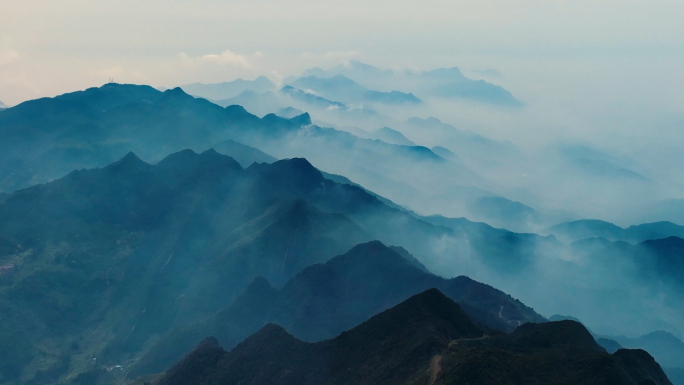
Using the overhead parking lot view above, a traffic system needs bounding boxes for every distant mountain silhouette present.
[402,116,519,166]
[552,143,648,181]
[290,75,422,105]
[545,219,684,244]
[301,60,394,82]
[210,138,277,167]
[210,89,284,115]
[298,61,521,106]
[632,199,684,226]
[213,87,385,124]
[570,236,684,290]
[276,106,304,118]
[131,241,545,376]
[431,146,457,160]
[151,289,671,385]
[179,76,276,100]
[373,127,415,146]
[0,83,457,195]
[468,196,539,230]
[280,85,349,109]
[418,67,522,106]
[612,331,684,370]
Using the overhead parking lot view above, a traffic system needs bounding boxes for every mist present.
[2,1,684,384]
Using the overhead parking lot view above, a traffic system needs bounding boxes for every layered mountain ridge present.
[147,289,671,385]
[0,149,551,383]
[130,240,544,377]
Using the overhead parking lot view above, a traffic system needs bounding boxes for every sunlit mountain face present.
[1,1,683,384]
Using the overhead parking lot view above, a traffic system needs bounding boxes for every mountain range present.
[0,149,680,383]
[299,60,522,106]
[289,75,422,105]
[212,86,387,129]
[545,219,684,244]
[145,289,671,385]
[550,314,684,384]
[179,76,276,100]
[128,240,544,378]
[398,116,522,183]
[1,81,683,385]
[372,126,415,145]
[0,83,464,201]
[0,149,551,383]
[569,236,684,292]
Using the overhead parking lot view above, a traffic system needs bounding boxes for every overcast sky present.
[1,0,683,131]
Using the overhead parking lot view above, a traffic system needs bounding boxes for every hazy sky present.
[2,0,683,106]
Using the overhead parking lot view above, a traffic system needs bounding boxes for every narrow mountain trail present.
[449,335,491,347]
[429,354,442,385]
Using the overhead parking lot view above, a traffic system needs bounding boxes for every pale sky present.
[1,0,683,111]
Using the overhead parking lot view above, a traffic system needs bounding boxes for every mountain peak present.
[196,336,220,349]
[51,83,163,110]
[317,241,438,281]
[166,87,189,95]
[245,275,274,292]
[264,158,324,188]
[252,323,292,339]
[223,104,260,122]
[335,288,485,355]
[106,151,150,172]
[160,336,227,385]
[121,151,140,161]
[289,112,312,126]
[155,287,671,385]
[328,74,355,83]
[424,66,465,79]
[161,87,195,102]
[156,148,242,175]
[512,320,605,352]
[346,240,387,253]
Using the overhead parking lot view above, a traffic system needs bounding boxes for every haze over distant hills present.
[545,219,684,244]
[1,78,683,384]
[3,0,684,384]
[289,74,422,105]
[0,83,461,202]
[299,60,522,106]
[372,127,415,146]
[1,80,667,230]
[0,148,681,384]
[0,149,547,383]
[179,76,276,100]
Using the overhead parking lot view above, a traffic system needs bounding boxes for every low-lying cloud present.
[180,50,252,68]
